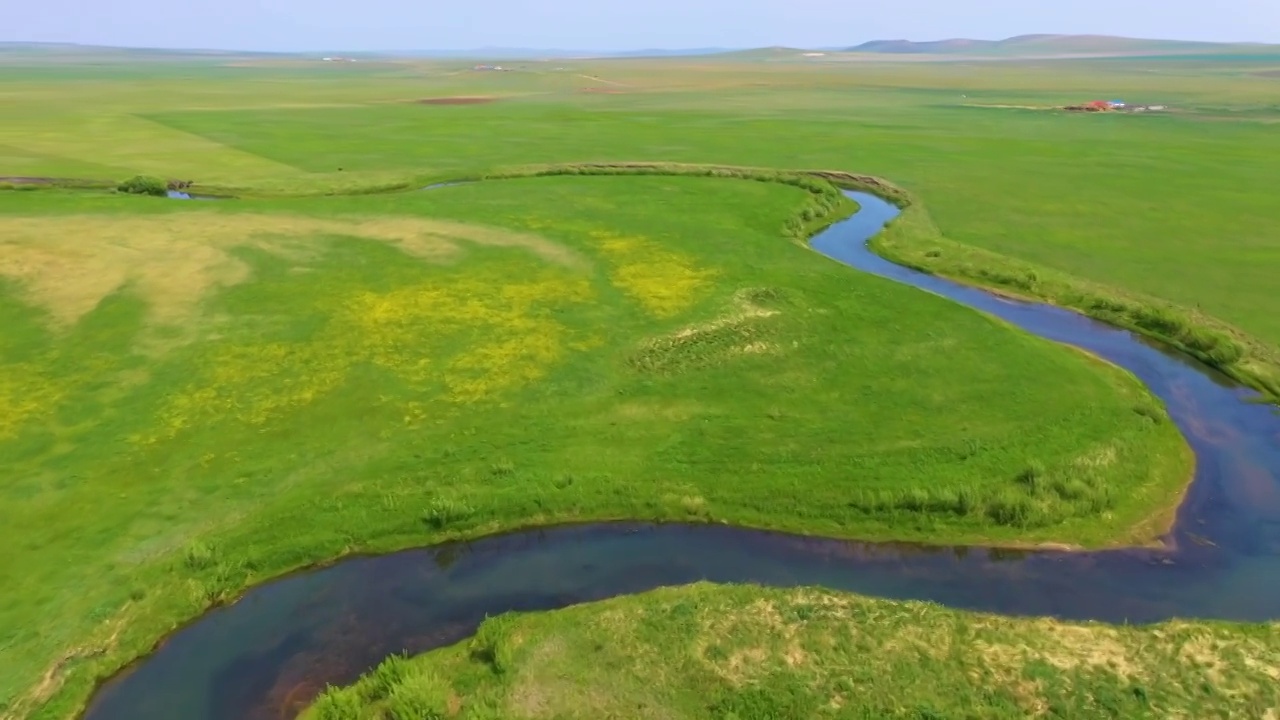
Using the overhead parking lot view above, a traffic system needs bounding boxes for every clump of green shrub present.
[844,459,1116,530]
[310,692,363,720]
[359,654,411,703]
[182,540,217,570]
[116,175,168,196]
[311,653,453,720]
[469,614,520,675]
[422,497,475,529]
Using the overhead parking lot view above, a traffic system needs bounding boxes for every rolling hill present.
[848,34,1280,58]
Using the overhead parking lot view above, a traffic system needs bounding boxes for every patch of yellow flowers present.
[591,231,717,318]
[144,270,595,442]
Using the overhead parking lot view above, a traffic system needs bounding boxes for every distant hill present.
[848,34,1280,58]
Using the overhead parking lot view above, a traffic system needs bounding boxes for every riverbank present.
[305,582,1280,720]
[866,199,1280,404]
[1,175,1198,720]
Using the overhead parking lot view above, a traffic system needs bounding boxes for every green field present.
[305,583,1280,720]
[2,53,1278,720]
[4,56,1278,392]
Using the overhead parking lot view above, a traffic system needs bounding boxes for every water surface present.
[83,191,1280,720]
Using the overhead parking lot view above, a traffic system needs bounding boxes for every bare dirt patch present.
[417,96,497,105]
[0,212,583,333]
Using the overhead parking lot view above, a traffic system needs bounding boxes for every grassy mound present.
[305,583,1280,720]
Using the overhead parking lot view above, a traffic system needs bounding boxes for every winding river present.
[83,191,1280,720]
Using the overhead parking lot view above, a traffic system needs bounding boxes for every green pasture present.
[0,174,1186,719]
[0,54,1276,719]
[3,57,1278,390]
[306,583,1280,720]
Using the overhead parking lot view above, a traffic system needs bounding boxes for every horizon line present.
[3,32,1279,56]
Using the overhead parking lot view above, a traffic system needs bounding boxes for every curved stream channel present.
[85,191,1280,720]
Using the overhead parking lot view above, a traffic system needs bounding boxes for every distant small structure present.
[802,52,826,57]
[1064,98,1169,114]
[1063,100,1115,112]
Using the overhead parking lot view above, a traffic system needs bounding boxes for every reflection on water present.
[84,191,1280,720]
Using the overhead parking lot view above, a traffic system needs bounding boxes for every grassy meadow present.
[1,52,1277,719]
[305,583,1280,720]
[4,56,1279,391]
[1,173,1187,720]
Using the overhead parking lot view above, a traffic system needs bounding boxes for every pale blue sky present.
[8,0,1279,52]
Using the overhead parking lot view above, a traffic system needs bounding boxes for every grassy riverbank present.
[870,206,1280,402]
[0,175,1189,719]
[305,583,1280,720]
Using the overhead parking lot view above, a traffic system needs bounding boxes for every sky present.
[7,0,1280,52]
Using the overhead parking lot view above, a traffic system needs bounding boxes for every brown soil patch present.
[0,177,57,184]
[418,96,497,105]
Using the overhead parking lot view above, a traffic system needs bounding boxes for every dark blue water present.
[82,191,1280,720]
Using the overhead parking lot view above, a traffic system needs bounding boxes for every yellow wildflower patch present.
[591,232,717,318]
[0,364,64,440]
[143,270,595,442]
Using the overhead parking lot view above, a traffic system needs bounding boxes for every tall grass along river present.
[82,191,1280,720]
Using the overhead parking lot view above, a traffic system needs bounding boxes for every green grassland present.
[0,173,1187,720]
[0,54,1276,719]
[305,583,1280,720]
[3,56,1278,392]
